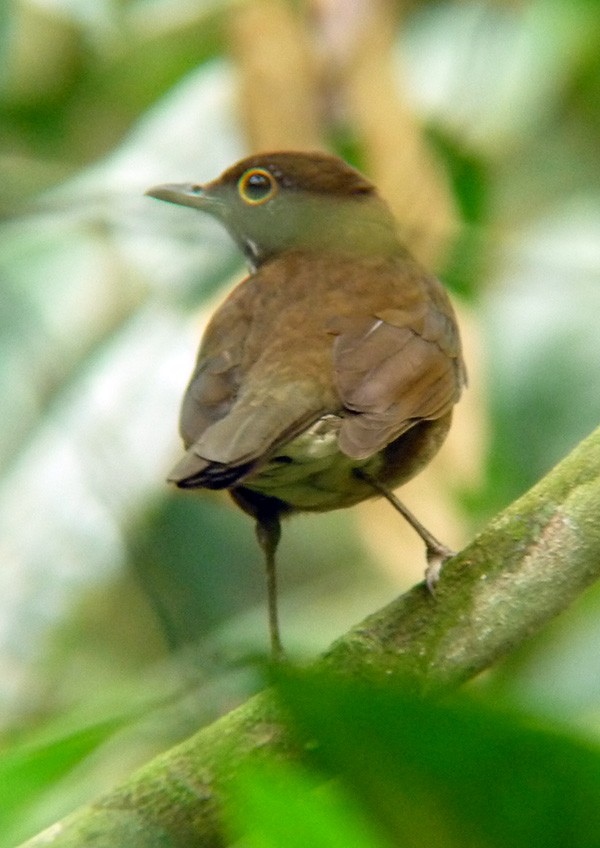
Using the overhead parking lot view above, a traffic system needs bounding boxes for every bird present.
[146,151,466,657]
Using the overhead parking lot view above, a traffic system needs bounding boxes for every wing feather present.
[330,300,465,460]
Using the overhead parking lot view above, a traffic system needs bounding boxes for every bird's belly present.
[244,415,381,510]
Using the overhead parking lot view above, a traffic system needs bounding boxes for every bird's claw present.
[425,544,455,594]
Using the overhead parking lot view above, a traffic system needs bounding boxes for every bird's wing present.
[170,270,332,489]
[329,299,465,460]
[170,373,327,489]
[176,278,256,454]
[178,349,241,449]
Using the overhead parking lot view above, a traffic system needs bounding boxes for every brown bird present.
[146,151,466,656]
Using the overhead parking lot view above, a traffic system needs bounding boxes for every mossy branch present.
[20,425,600,848]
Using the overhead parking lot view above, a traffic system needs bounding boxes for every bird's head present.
[146,151,401,269]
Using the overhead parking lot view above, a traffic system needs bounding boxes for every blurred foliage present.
[228,757,393,848]
[1,0,600,844]
[228,667,600,848]
[0,718,124,847]
[428,129,489,300]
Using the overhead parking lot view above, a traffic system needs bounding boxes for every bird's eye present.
[238,168,277,205]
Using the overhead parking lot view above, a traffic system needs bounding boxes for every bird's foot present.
[425,542,456,593]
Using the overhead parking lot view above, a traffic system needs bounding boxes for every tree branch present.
[21,425,600,848]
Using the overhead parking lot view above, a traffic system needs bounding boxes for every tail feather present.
[168,451,255,490]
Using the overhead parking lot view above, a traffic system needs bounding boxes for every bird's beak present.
[145,182,214,210]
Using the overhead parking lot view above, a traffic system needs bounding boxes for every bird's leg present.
[355,470,455,591]
[230,488,287,659]
[255,512,284,659]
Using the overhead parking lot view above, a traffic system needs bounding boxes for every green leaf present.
[0,718,122,845]
[226,760,392,848]
[276,667,600,848]
[428,128,489,302]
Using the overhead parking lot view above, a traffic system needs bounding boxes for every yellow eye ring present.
[238,168,278,205]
